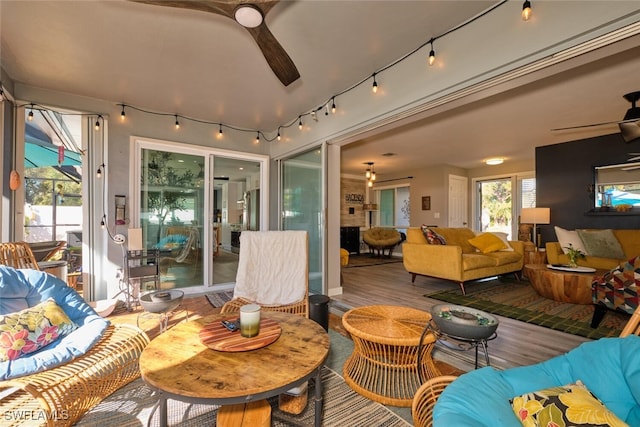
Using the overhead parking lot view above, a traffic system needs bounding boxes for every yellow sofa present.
[545,229,640,270]
[402,227,524,295]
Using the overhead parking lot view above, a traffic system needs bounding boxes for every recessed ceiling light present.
[485,158,504,165]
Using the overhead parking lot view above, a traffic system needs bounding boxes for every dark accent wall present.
[536,133,640,245]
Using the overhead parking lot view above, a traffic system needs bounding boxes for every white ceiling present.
[2,1,640,177]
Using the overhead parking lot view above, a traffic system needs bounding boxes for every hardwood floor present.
[334,259,591,372]
[111,256,593,374]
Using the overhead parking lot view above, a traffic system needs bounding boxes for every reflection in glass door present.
[140,149,205,288]
[281,148,323,295]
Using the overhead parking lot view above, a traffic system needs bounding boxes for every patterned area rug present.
[426,279,628,339]
[205,290,234,308]
[344,254,403,268]
[76,366,410,426]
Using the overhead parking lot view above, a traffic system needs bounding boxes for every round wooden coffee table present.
[139,311,329,427]
[341,305,440,407]
[524,264,605,304]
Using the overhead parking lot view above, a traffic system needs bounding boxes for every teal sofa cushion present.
[0,266,109,380]
[433,335,640,426]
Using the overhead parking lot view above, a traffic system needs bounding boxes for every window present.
[374,185,410,232]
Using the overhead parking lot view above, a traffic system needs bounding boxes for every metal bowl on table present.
[431,303,498,340]
[140,290,184,313]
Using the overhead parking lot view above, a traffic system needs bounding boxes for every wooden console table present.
[524,264,605,305]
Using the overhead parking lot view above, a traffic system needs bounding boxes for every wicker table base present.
[342,305,440,407]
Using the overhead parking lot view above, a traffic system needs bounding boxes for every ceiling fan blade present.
[129,0,299,86]
[550,118,637,132]
[129,0,234,17]
[245,23,300,86]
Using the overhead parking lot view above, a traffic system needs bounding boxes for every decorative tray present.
[199,317,281,352]
[547,264,596,273]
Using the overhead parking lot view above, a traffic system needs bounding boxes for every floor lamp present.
[520,207,550,250]
[363,203,378,228]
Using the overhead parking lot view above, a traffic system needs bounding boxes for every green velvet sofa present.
[402,227,524,294]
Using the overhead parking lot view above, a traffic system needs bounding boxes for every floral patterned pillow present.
[510,380,627,427]
[420,225,446,245]
[0,298,77,362]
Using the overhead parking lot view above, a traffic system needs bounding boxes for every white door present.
[448,175,468,227]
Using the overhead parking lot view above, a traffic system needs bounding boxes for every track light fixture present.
[522,0,532,21]
[372,73,378,93]
[428,40,436,66]
[28,104,34,121]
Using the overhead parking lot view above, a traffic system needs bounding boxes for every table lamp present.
[520,208,550,249]
[363,203,378,228]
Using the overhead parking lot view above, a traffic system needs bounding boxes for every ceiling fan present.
[552,91,640,143]
[129,0,300,86]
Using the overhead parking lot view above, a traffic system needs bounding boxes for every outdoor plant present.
[564,243,585,267]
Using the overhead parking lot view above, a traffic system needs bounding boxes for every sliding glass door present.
[133,138,268,290]
[281,147,324,295]
[139,149,206,288]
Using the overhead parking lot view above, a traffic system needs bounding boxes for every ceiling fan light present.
[619,121,640,143]
[235,5,263,28]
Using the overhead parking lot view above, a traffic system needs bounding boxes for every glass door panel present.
[281,148,323,295]
[212,156,262,285]
[478,178,512,239]
[140,149,205,288]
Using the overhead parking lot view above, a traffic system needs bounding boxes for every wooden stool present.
[217,399,271,427]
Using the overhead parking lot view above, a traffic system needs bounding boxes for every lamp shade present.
[363,204,378,211]
[520,207,550,224]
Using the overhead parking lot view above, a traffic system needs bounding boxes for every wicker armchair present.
[0,241,39,270]
[0,266,150,427]
[412,376,458,427]
[412,304,640,427]
[221,230,309,319]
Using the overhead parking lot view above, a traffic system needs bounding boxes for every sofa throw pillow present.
[510,380,627,427]
[0,298,78,362]
[468,232,507,253]
[577,229,626,260]
[476,231,514,251]
[421,225,446,245]
[554,226,588,255]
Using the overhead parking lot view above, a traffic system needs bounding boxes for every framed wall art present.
[422,196,431,211]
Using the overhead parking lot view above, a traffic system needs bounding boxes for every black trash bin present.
[309,294,330,331]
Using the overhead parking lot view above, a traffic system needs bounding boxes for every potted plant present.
[564,243,585,267]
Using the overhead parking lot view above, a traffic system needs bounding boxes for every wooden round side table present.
[342,305,440,407]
